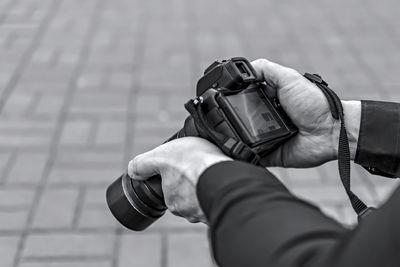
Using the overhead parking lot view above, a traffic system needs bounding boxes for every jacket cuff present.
[196,161,287,219]
[355,100,400,177]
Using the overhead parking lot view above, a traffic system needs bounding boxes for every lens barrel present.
[106,173,166,231]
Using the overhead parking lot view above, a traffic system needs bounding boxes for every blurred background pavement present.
[0,0,400,266]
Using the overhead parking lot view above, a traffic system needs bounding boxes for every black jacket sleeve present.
[197,161,400,267]
[355,100,400,177]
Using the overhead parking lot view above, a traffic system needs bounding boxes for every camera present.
[106,57,298,231]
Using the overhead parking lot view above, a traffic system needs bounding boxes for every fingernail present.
[127,160,134,178]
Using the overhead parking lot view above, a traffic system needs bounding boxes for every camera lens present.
[106,173,167,231]
[106,126,195,231]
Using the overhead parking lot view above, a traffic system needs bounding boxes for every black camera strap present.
[184,98,261,165]
[304,73,373,220]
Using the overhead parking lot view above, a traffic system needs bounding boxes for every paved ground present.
[0,0,400,266]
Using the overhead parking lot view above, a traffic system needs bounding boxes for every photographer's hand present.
[252,59,361,168]
[128,137,232,223]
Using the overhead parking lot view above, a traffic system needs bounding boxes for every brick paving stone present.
[1,92,36,117]
[94,120,126,146]
[118,233,162,267]
[0,235,20,267]
[77,206,117,229]
[107,72,132,91]
[30,47,55,66]
[133,120,184,139]
[22,233,114,259]
[134,95,163,115]
[0,120,54,148]
[77,73,106,92]
[70,92,128,117]
[14,81,69,94]
[32,94,64,118]
[83,188,110,207]
[6,152,47,185]
[32,188,80,229]
[20,67,73,85]
[59,120,93,146]
[167,232,212,267]
[0,134,51,148]
[0,209,29,231]
[48,168,120,186]
[54,150,123,169]
[0,187,35,208]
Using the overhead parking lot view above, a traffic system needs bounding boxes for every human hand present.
[252,59,361,168]
[127,137,232,223]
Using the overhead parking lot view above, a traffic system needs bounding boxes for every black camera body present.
[106,57,298,231]
[194,57,297,159]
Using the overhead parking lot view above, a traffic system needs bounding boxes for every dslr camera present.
[106,57,298,231]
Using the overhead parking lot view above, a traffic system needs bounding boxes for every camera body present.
[194,57,297,159]
[106,57,298,231]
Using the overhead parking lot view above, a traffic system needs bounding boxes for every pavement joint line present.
[11,0,105,266]
[23,91,42,117]
[22,255,112,262]
[160,231,168,267]
[0,0,56,114]
[0,149,16,185]
[71,186,86,228]
[86,117,99,148]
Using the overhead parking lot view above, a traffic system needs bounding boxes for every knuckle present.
[167,202,181,217]
[285,67,301,78]
[169,206,178,215]
[252,58,269,67]
[282,68,303,86]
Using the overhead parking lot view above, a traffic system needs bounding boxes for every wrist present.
[192,154,233,186]
[331,100,361,160]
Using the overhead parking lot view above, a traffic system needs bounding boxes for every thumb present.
[127,150,160,180]
[251,58,303,89]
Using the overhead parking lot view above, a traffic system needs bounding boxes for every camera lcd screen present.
[225,90,281,139]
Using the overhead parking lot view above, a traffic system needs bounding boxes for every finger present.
[127,151,160,180]
[251,58,303,89]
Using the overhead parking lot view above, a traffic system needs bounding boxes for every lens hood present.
[106,173,166,231]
